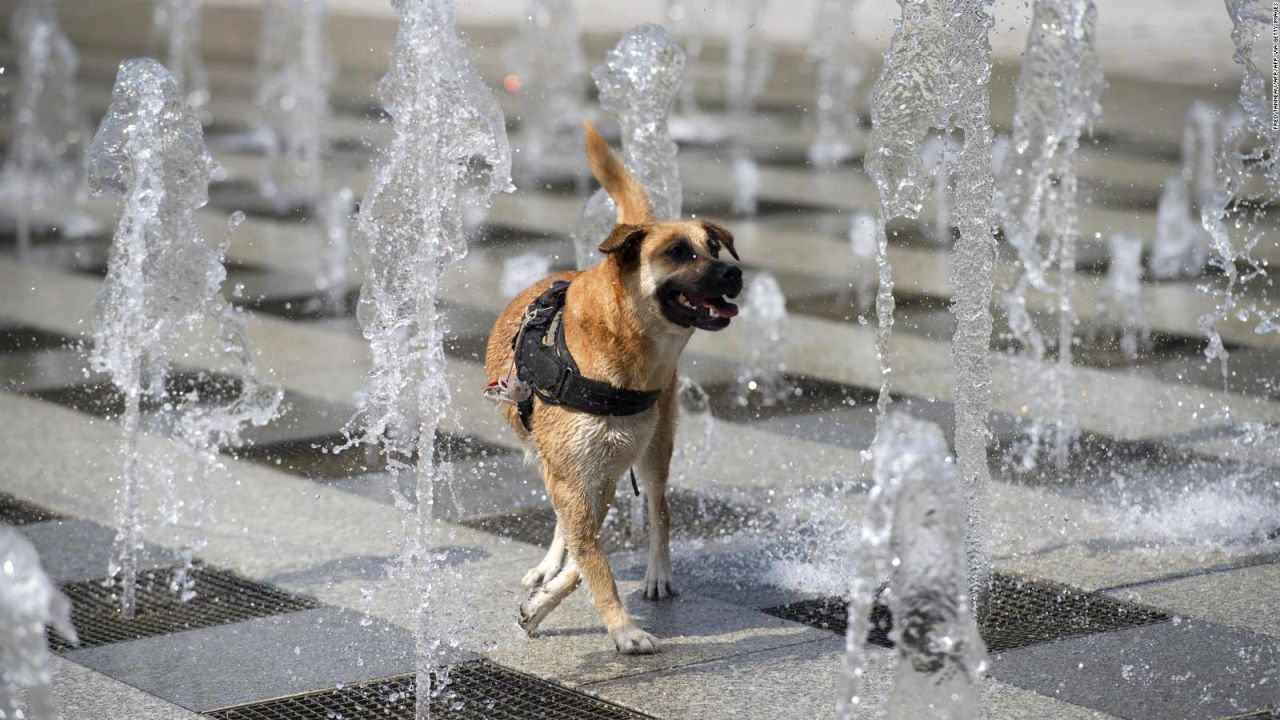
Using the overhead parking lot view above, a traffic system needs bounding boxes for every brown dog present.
[483,121,743,654]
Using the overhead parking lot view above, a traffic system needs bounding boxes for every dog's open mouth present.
[660,286,739,330]
[675,292,739,319]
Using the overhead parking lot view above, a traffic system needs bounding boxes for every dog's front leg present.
[546,468,659,654]
[638,382,677,600]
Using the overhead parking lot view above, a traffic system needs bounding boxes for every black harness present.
[513,280,661,432]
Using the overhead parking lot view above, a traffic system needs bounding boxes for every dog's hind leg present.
[639,380,677,600]
[521,520,566,591]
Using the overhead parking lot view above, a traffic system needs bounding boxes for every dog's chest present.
[566,410,656,474]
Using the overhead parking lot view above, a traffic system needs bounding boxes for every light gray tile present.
[990,619,1280,720]
[50,656,205,720]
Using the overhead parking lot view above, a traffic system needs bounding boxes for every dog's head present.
[584,121,744,332]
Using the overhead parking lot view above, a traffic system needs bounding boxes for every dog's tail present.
[583,120,653,225]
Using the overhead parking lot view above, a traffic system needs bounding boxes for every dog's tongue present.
[693,296,739,319]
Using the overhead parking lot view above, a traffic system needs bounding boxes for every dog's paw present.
[611,624,661,655]
[643,566,677,601]
[518,595,549,636]
[521,564,555,591]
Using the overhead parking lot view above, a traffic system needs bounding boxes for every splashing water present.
[736,272,789,406]
[1094,233,1146,358]
[995,0,1103,469]
[849,212,878,314]
[88,58,281,617]
[672,375,718,480]
[318,185,354,314]
[348,1,511,715]
[922,136,952,244]
[500,250,551,300]
[152,0,209,109]
[570,25,684,269]
[731,148,760,216]
[1198,0,1280,385]
[865,0,1000,618]
[839,414,988,719]
[1148,175,1210,280]
[0,529,77,720]
[0,0,94,256]
[503,0,584,185]
[807,0,865,167]
[253,0,332,204]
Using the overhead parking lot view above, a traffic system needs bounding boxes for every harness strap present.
[512,280,662,432]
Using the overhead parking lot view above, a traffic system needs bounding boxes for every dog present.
[483,121,743,654]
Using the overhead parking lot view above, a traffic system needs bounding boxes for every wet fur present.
[483,121,739,654]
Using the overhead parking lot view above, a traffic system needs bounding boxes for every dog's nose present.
[715,263,742,284]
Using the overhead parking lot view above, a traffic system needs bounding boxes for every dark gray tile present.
[19,518,169,584]
[66,607,423,712]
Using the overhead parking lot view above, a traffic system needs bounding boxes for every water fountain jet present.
[347,1,511,714]
[503,0,585,187]
[862,0,1001,636]
[807,0,865,168]
[88,58,281,616]
[252,0,333,206]
[0,0,94,256]
[0,528,77,720]
[839,414,989,719]
[570,25,684,269]
[995,0,1103,469]
[152,0,209,109]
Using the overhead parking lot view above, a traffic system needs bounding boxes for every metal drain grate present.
[761,571,1170,653]
[982,572,1170,652]
[234,430,518,480]
[204,660,656,719]
[51,564,321,651]
[761,596,894,648]
[0,492,66,525]
[458,488,770,552]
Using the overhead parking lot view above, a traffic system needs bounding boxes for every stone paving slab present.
[1103,561,1280,639]
[584,637,1120,720]
[65,606,419,713]
[990,619,1280,720]
[50,655,206,720]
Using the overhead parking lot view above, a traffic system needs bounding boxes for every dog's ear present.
[598,223,647,263]
[702,221,740,262]
[584,120,654,225]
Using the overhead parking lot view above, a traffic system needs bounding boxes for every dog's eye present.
[666,242,694,262]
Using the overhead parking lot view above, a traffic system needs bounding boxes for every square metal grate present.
[761,571,1170,653]
[982,571,1170,652]
[203,660,656,719]
[51,564,321,651]
[761,596,894,648]
[0,491,66,525]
